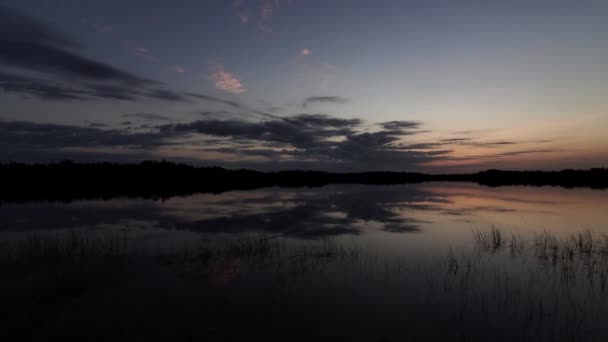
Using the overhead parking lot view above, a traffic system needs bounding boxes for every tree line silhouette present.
[0,160,606,202]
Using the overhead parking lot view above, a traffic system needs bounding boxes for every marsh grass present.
[0,232,369,269]
[471,227,608,292]
[0,231,129,267]
[3,228,608,341]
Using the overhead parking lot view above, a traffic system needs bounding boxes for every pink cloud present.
[260,3,273,19]
[300,48,312,56]
[211,65,246,94]
[170,65,186,73]
[237,12,249,24]
[121,40,159,63]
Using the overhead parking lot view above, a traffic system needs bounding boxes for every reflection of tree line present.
[0,161,606,201]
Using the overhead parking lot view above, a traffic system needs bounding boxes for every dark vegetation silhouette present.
[0,160,606,202]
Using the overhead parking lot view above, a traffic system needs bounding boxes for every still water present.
[2,182,607,253]
[2,183,608,341]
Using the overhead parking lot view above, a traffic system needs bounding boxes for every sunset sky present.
[1,0,607,172]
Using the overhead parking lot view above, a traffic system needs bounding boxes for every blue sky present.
[1,0,607,171]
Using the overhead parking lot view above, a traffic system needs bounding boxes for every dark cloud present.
[0,120,165,150]
[284,114,362,129]
[187,92,245,109]
[86,84,138,100]
[158,114,448,170]
[0,109,556,171]
[379,121,421,131]
[188,92,285,121]
[0,71,90,100]
[0,6,198,103]
[438,138,536,148]
[440,138,472,143]
[400,143,443,150]
[166,119,315,147]
[0,6,78,50]
[0,42,155,85]
[0,111,450,171]
[163,113,364,152]
[146,89,189,102]
[302,96,349,108]
[470,141,517,147]
[0,70,186,102]
[0,6,154,86]
[489,149,558,157]
[122,113,173,122]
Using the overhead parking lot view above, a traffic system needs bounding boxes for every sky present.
[1,0,607,172]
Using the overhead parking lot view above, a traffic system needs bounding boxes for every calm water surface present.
[2,182,607,253]
[2,183,608,341]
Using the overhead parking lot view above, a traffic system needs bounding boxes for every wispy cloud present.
[259,3,273,20]
[237,12,249,24]
[169,65,186,73]
[122,113,172,121]
[0,7,205,104]
[0,112,568,172]
[302,96,348,108]
[210,65,246,94]
[0,113,447,171]
[230,0,292,33]
[0,7,155,86]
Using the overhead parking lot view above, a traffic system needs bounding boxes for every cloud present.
[1,6,78,49]
[237,12,249,24]
[302,96,349,108]
[146,89,189,102]
[300,48,312,56]
[0,7,155,86]
[122,113,173,122]
[169,65,186,73]
[284,114,362,129]
[482,149,558,158]
[158,114,447,170]
[210,65,246,94]
[438,138,525,148]
[0,109,452,172]
[1,112,560,171]
[0,71,90,100]
[0,7,200,104]
[0,120,165,151]
[260,3,273,20]
[379,121,421,131]
[0,70,189,103]
[440,138,472,143]
[187,92,246,109]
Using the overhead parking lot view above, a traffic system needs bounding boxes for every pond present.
[1,183,608,341]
